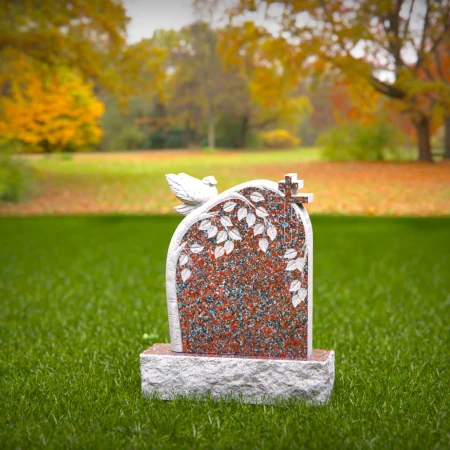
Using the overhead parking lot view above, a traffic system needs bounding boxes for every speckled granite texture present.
[167,175,313,357]
[140,344,335,404]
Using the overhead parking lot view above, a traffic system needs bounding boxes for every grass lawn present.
[1,215,449,449]
[1,148,449,216]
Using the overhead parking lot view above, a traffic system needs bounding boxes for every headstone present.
[140,173,334,404]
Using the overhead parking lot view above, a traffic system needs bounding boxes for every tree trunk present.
[444,115,450,160]
[414,116,433,162]
[238,116,249,148]
[207,103,215,149]
[183,118,191,148]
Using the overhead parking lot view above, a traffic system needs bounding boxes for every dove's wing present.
[173,204,197,215]
[165,173,203,206]
[177,173,203,184]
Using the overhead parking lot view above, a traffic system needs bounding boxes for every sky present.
[123,0,279,43]
[124,0,196,43]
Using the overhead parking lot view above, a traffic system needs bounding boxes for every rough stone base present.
[140,344,335,404]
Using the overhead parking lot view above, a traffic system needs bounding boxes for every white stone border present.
[166,180,313,354]
[140,346,334,404]
[293,203,313,356]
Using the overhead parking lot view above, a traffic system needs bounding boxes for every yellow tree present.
[0,63,104,153]
[0,0,129,95]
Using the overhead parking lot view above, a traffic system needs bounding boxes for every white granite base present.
[140,344,335,404]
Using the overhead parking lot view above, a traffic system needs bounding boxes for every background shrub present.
[0,155,36,202]
[319,121,399,161]
[261,129,300,149]
[114,125,146,151]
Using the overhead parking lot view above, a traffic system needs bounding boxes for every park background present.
[1,1,449,449]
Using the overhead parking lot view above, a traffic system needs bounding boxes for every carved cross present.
[278,173,313,205]
[277,173,313,244]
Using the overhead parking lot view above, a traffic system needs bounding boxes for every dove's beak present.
[203,176,218,185]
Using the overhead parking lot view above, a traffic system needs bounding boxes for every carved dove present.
[165,173,218,216]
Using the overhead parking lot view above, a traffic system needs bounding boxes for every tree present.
[218,22,311,147]
[0,63,104,153]
[231,0,450,161]
[421,40,450,158]
[102,21,310,150]
[0,0,129,94]
[169,23,221,147]
[193,0,224,148]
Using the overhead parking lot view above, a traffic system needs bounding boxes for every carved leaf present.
[199,212,218,220]
[220,216,233,227]
[254,223,265,236]
[215,246,226,259]
[237,207,248,221]
[299,287,307,301]
[289,279,301,292]
[295,257,306,271]
[223,201,237,212]
[259,238,269,252]
[286,259,297,271]
[207,225,218,238]
[292,288,307,307]
[198,220,211,231]
[284,249,297,259]
[179,253,189,266]
[181,268,191,282]
[267,223,277,241]
[250,191,265,202]
[190,243,204,254]
[255,206,269,218]
[246,213,256,227]
[228,228,242,241]
[216,230,228,244]
[224,240,234,254]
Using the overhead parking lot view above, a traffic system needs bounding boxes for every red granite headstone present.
[166,173,314,359]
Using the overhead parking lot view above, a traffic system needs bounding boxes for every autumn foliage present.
[261,129,300,149]
[0,67,104,153]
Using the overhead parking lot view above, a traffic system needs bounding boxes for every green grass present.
[13,148,325,213]
[26,147,323,195]
[25,147,322,178]
[1,215,449,449]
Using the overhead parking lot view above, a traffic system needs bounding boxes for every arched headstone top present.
[166,173,313,358]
